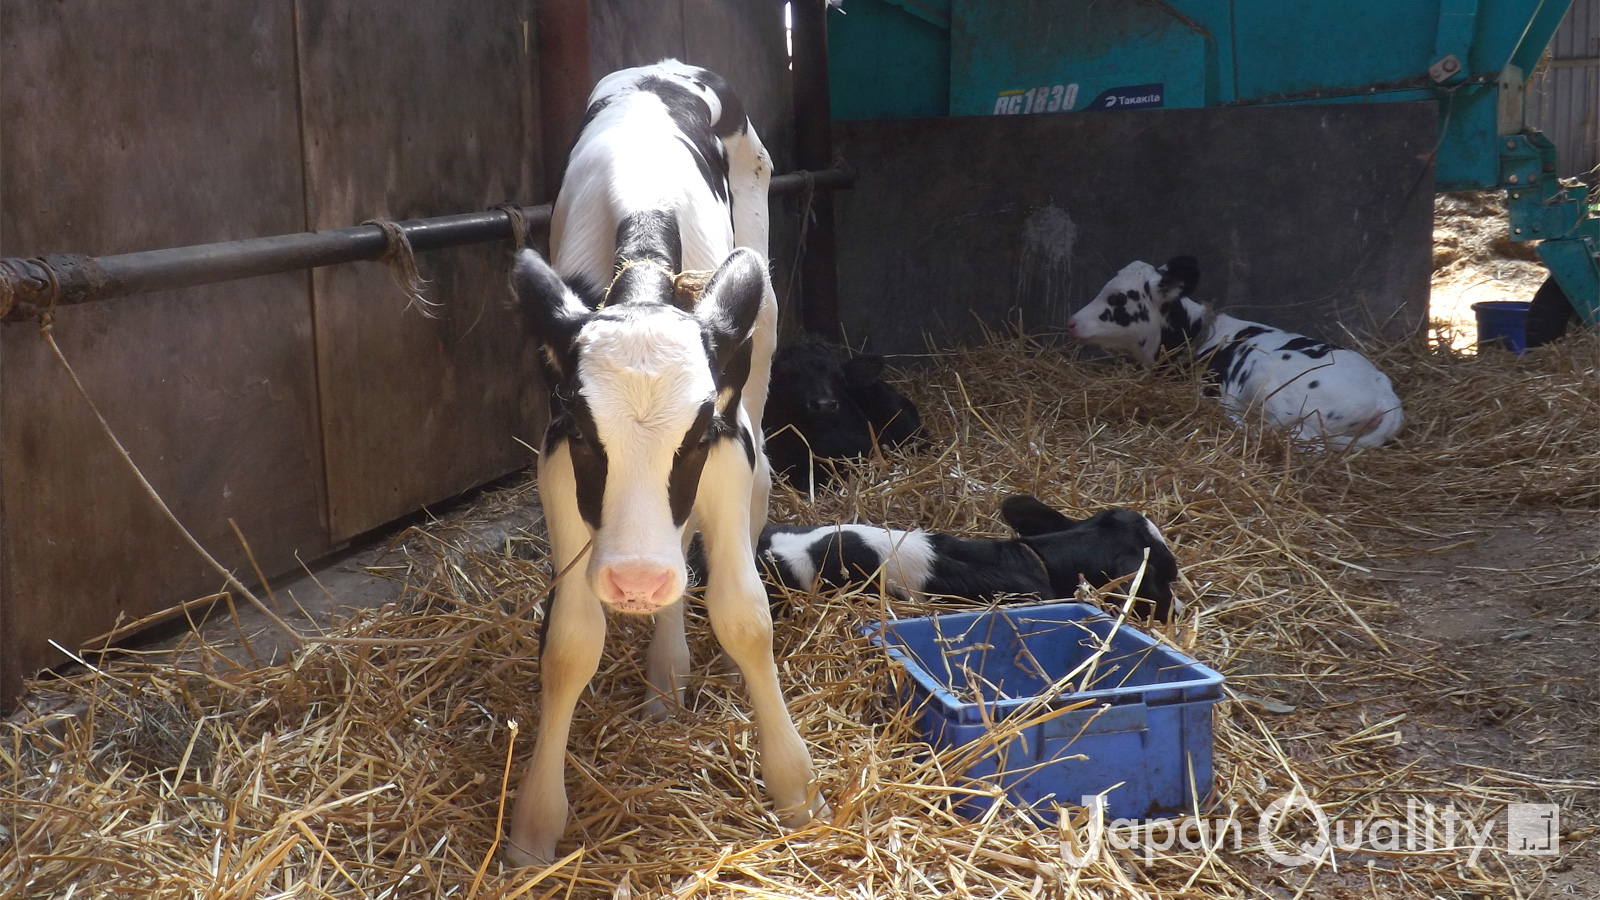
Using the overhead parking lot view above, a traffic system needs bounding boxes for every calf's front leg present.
[697,442,828,827]
[641,523,702,718]
[506,577,605,866]
[507,448,607,867]
[644,596,691,718]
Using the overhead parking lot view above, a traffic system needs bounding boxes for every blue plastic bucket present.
[1472,300,1530,354]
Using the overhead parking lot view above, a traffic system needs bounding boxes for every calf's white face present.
[576,312,716,610]
[515,246,764,613]
[1066,257,1201,366]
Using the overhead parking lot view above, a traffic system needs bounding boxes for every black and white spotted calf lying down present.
[756,495,1180,622]
[1067,257,1404,449]
[507,61,822,867]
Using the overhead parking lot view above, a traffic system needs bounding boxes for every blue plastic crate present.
[867,602,1225,822]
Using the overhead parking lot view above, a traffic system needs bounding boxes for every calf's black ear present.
[843,354,885,388]
[1000,494,1079,536]
[696,247,768,373]
[511,248,588,376]
[1156,256,1200,300]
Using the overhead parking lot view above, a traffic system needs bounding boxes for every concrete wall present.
[832,103,1437,356]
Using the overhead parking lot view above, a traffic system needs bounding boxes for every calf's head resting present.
[514,242,767,613]
[1066,256,1203,366]
[764,342,924,491]
[1000,494,1179,622]
[769,343,873,441]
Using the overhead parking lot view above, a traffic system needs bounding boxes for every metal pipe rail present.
[0,165,855,322]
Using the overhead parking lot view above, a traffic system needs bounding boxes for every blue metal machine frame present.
[829,0,1598,328]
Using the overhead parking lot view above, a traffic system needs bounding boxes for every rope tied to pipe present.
[491,203,534,316]
[782,168,818,312]
[491,203,531,251]
[0,260,18,320]
[0,257,58,322]
[0,254,110,322]
[361,217,439,318]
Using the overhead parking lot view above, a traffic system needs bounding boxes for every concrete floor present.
[6,490,543,727]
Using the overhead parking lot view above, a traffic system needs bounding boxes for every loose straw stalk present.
[6,326,1596,899]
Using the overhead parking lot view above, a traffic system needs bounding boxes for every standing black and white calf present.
[1067,257,1404,449]
[507,61,823,867]
[757,495,1180,622]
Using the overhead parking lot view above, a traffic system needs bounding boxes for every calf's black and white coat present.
[757,496,1180,622]
[1067,257,1404,449]
[507,61,822,867]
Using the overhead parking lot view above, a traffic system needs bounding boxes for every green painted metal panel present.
[1228,2,1441,101]
[948,1,1209,115]
[827,0,950,120]
[827,0,1574,190]
[1433,0,1482,85]
[1438,84,1507,189]
[1538,237,1600,329]
[1473,0,1569,74]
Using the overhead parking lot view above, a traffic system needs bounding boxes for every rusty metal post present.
[536,0,593,200]
[791,0,843,341]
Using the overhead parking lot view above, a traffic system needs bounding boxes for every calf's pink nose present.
[600,562,675,610]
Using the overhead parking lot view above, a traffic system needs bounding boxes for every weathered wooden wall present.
[0,0,798,710]
[0,0,332,703]
[296,0,545,541]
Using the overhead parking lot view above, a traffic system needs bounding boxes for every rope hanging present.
[361,218,439,317]
[783,169,817,312]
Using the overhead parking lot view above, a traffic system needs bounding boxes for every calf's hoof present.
[776,790,832,830]
[502,837,553,869]
[641,694,680,721]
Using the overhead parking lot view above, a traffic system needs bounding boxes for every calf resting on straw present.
[506,61,825,867]
[1067,256,1404,449]
[755,495,1180,622]
[764,340,923,492]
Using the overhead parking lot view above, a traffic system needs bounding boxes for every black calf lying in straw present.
[754,495,1180,622]
[764,341,922,491]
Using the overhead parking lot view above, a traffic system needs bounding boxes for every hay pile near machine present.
[4,331,1596,899]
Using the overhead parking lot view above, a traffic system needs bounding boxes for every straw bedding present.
[3,329,1596,899]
